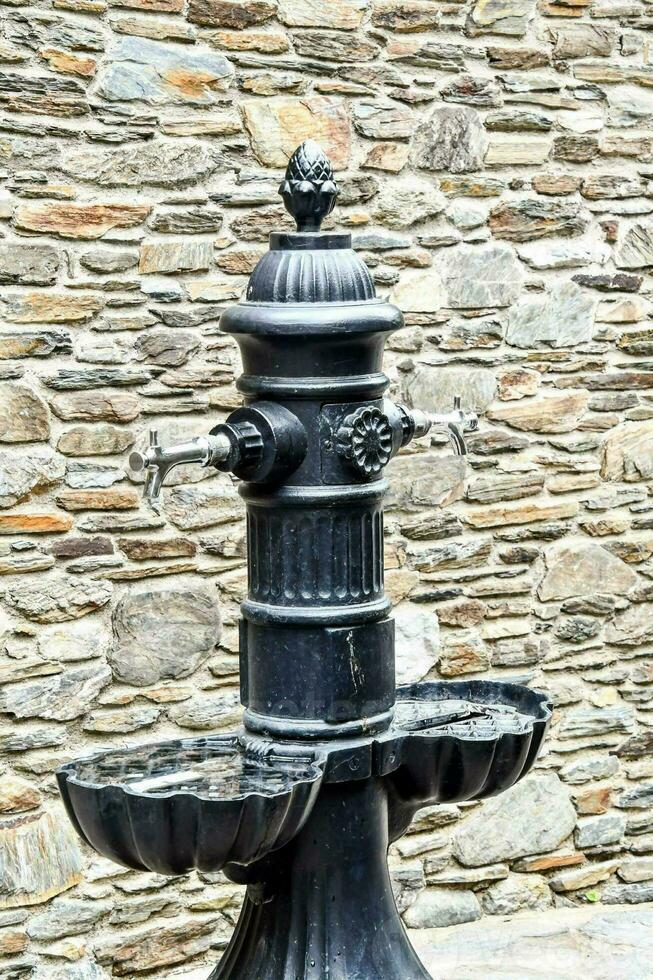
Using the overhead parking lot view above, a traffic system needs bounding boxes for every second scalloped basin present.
[388,679,552,807]
[57,735,323,876]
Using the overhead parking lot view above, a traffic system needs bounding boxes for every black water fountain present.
[58,142,551,980]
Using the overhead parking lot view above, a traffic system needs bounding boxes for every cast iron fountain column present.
[58,142,551,980]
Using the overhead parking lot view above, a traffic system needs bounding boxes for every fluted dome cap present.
[245,142,376,305]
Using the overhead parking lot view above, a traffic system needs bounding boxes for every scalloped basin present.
[57,734,323,876]
[388,679,551,807]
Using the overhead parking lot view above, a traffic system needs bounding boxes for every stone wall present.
[1,0,653,975]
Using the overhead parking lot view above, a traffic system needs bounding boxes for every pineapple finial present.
[279,140,339,233]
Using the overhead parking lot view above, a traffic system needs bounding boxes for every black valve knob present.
[212,401,307,484]
[212,420,264,477]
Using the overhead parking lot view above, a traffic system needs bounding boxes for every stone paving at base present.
[169,903,653,980]
[412,902,653,980]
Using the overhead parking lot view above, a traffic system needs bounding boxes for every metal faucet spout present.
[401,397,478,456]
[129,428,232,509]
[446,422,467,456]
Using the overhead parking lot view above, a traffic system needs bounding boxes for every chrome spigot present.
[129,428,232,510]
[407,396,478,456]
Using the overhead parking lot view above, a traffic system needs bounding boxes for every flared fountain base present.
[214,778,430,980]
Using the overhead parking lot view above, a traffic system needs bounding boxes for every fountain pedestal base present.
[214,777,430,980]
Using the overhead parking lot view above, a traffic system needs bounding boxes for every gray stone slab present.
[411,903,653,980]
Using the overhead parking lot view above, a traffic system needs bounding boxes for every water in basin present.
[394,696,536,738]
[70,736,319,801]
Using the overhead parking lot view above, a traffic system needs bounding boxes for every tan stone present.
[550,859,619,893]
[189,0,276,27]
[6,579,113,626]
[497,367,541,400]
[602,421,653,481]
[0,72,89,117]
[464,499,578,529]
[57,424,135,456]
[0,383,50,443]
[607,537,653,563]
[605,603,653,647]
[362,142,409,173]
[0,657,62,683]
[573,785,612,815]
[15,203,151,240]
[617,857,653,883]
[514,852,585,873]
[39,48,97,77]
[602,135,653,160]
[178,279,239,304]
[0,930,28,955]
[389,269,445,313]
[278,0,367,28]
[580,517,630,538]
[411,537,491,572]
[211,30,289,52]
[101,560,198,581]
[597,299,645,324]
[486,391,588,433]
[468,0,536,33]
[486,136,551,167]
[110,14,197,42]
[0,775,42,814]
[531,172,581,195]
[548,473,599,494]
[0,332,67,359]
[404,364,496,415]
[387,453,466,511]
[216,248,265,275]
[110,0,184,9]
[55,0,106,9]
[139,241,212,275]
[161,113,242,136]
[487,45,549,69]
[439,175,505,197]
[613,326,653,356]
[573,63,653,87]
[96,917,219,974]
[437,598,487,628]
[0,553,56,574]
[489,199,588,242]
[0,513,73,534]
[118,536,196,560]
[0,808,83,909]
[540,0,589,14]
[438,633,490,677]
[372,0,442,31]
[538,540,637,601]
[384,568,420,604]
[56,489,140,511]
[374,178,445,230]
[100,682,194,705]
[50,392,141,423]
[245,68,301,90]
[4,292,103,323]
[0,40,29,63]
[242,96,350,168]
[44,938,88,960]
